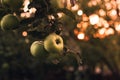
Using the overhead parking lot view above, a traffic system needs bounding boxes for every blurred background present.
[0,0,120,80]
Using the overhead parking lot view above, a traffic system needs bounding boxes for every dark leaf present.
[57,8,76,20]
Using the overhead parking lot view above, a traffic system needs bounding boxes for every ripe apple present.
[30,41,48,57]
[1,0,23,11]
[0,14,20,30]
[44,33,64,54]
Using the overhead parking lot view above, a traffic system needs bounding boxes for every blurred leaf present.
[57,8,76,20]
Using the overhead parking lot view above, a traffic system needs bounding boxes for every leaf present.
[57,8,76,20]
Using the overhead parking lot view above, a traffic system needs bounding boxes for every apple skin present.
[30,41,48,57]
[0,14,20,30]
[44,33,64,54]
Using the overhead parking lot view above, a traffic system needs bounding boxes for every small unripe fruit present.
[44,33,64,54]
[0,14,20,30]
[30,41,48,57]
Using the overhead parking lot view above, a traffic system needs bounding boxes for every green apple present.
[0,14,20,30]
[1,0,23,11]
[30,41,48,57]
[44,33,64,54]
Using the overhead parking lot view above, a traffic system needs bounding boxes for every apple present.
[44,33,64,54]
[1,0,23,11]
[0,14,20,30]
[30,41,48,58]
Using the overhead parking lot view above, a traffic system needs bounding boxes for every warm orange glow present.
[95,66,102,74]
[96,0,101,3]
[118,3,120,10]
[22,31,28,37]
[82,14,89,21]
[81,22,89,30]
[105,28,114,36]
[20,13,26,18]
[89,14,99,25]
[48,15,55,19]
[71,4,79,11]
[98,28,106,35]
[97,18,104,27]
[66,0,72,10]
[91,0,97,6]
[73,0,119,40]
[88,2,92,7]
[109,9,117,16]
[99,9,106,16]
[26,12,31,18]
[77,32,85,40]
[105,2,112,10]
[77,23,81,28]
[115,23,120,32]
[57,13,63,18]
[29,8,37,14]
[104,0,110,2]
[23,0,30,12]
[103,22,109,28]
[74,29,79,35]
[21,0,37,18]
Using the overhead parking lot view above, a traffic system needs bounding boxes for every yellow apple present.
[0,14,20,30]
[44,33,64,53]
[30,41,48,58]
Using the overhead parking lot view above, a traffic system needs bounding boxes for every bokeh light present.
[77,32,85,40]
[22,31,28,37]
[77,10,83,16]
[89,14,99,25]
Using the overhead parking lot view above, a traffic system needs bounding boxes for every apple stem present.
[55,38,61,44]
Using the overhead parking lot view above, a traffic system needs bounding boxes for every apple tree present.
[0,0,82,80]
[0,0,120,80]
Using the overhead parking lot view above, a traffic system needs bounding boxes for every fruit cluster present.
[0,0,79,67]
[30,33,78,67]
[30,33,64,64]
